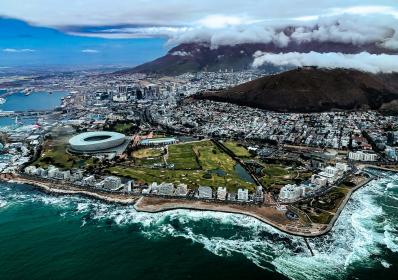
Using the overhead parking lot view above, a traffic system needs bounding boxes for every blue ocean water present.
[0,173,397,280]
[0,91,67,127]
[0,91,68,111]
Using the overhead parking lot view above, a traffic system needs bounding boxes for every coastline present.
[319,177,374,236]
[133,196,327,237]
[1,176,138,205]
[0,169,389,238]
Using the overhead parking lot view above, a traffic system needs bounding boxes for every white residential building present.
[255,185,264,203]
[36,167,45,177]
[149,182,159,194]
[158,182,174,196]
[319,166,339,184]
[198,186,213,199]
[51,170,71,180]
[82,175,96,187]
[335,162,349,172]
[122,180,133,193]
[47,166,59,179]
[175,184,188,196]
[279,184,303,202]
[237,188,249,202]
[349,151,378,161]
[217,187,227,200]
[24,165,37,175]
[324,166,338,176]
[70,170,84,182]
[102,176,122,190]
[311,175,328,187]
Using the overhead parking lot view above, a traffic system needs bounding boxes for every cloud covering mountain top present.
[168,14,398,50]
[1,0,397,51]
[253,51,398,73]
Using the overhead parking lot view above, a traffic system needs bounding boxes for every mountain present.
[193,67,398,114]
[116,41,396,75]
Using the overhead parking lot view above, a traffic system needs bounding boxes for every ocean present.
[0,91,68,111]
[0,91,68,127]
[0,173,397,280]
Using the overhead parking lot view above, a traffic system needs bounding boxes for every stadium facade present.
[69,131,126,153]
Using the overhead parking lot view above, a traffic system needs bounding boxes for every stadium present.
[69,131,126,153]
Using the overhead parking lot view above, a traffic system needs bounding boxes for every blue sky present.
[0,18,167,68]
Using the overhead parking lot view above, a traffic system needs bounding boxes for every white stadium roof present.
[69,131,126,152]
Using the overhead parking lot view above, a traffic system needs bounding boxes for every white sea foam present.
[1,174,397,280]
[271,176,398,280]
[381,260,391,268]
[383,224,398,253]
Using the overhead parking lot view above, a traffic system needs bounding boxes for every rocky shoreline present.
[0,172,381,238]
[1,175,138,205]
[133,196,328,237]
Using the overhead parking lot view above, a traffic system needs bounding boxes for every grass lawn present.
[133,148,163,159]
[109,140,256,191]
[260,164,312,189]
[223,141,251,157]
[33,138,93,169]
[167,142,199,169]
[196,141,236,171]
[261,176,293,188]
[262,164,290,177]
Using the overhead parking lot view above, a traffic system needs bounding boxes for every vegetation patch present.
[259,163,312,189]
[114,123,134,133]
[308,211,334,224]
[312,187,349,212]
[109,140,256,191]
[223,141,251,157]
[33,138,93,169]
[133,148,163,159]
[167,143,200,169]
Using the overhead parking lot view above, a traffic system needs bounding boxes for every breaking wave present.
[0,173,397,280]
[0,199,6,208]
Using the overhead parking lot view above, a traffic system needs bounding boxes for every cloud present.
[62,11,398,51]
[69,26,190,39]
[81,49,99,53]
[1,0,397,27]
[197,15,248,28]
[168,14,398,50]
[3,48,35,52]
[0,1,397,52]
[252,51,398,73]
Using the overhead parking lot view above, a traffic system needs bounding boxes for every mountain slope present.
[116,41,396,75]
[193,67,398,113]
